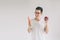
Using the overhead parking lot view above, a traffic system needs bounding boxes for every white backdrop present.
[0,0,60,40]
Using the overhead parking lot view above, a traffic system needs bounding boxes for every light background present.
[0,0,60,40]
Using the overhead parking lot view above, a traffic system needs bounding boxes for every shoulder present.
[31,18,35,24]
[40,17,45,26]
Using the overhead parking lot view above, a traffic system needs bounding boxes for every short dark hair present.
[36,6,43,13]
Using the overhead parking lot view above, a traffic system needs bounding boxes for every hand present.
[28,27,32,33]
[27,16,32,33]
[28,16,31,26]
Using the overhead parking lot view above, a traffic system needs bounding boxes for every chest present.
[32,20,42,29]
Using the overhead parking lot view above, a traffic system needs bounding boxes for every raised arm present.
[27,16,32,33]
[44,16,49,33]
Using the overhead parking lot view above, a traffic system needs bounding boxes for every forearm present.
[44,24,48,33]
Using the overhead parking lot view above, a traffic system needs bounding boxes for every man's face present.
[35,10,42,18]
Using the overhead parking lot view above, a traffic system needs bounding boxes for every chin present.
[36,17,40,18]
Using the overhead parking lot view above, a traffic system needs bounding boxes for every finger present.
[28,16,30,21]
[28,16,30,22]
[27,16,31,26]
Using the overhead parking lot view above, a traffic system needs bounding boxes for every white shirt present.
[31,19,45,40]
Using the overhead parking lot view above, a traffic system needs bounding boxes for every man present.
[27,6,48,40]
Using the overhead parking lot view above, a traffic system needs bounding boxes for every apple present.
[44,16,48,21]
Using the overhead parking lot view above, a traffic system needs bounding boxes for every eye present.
[35,12,40,14]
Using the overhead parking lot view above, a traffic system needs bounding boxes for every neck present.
[35,17,40,21]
